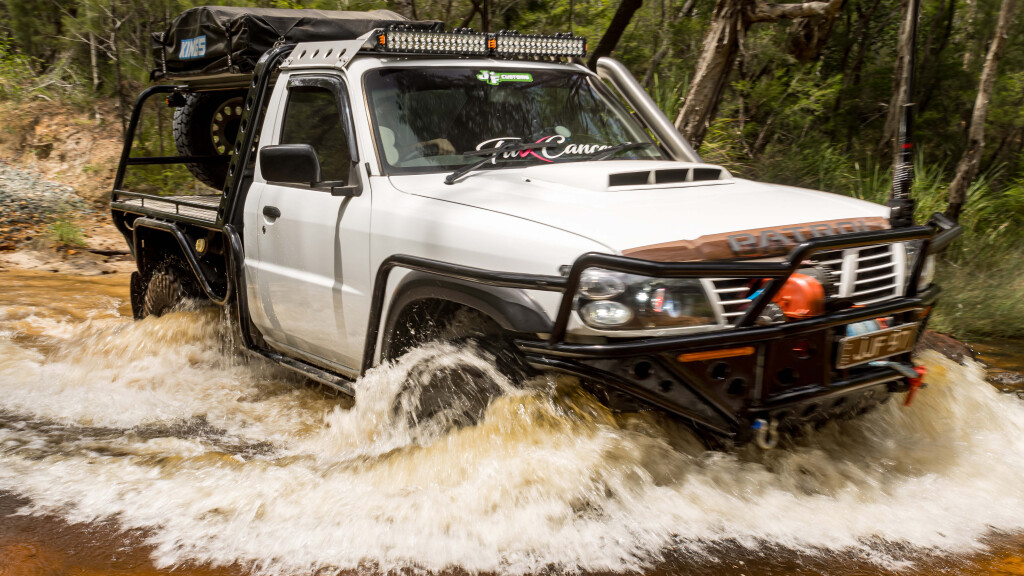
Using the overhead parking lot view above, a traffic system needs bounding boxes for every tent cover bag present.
[153,6,434,80]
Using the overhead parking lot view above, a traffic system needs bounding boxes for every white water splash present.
[2,279,1024,574]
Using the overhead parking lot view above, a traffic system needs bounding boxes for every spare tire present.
[173,90,247,190]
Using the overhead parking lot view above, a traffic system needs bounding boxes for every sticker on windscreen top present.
[477,70,533,85]
[179,35,207,60]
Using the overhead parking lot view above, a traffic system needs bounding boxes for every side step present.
[243,348,356,397]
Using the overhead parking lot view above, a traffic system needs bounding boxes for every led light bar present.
[376,29,489,55]
[373,27,586,58]
[493,32,586,58]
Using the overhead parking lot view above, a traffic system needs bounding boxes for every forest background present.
[0,0,1021,339]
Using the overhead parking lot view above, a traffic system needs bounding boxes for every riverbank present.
[0,161,133,275]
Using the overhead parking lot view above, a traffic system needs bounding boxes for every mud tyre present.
[173,90,246,190]
[400,337,527,429]
[142,263,195,318]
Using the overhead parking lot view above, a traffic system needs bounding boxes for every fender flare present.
[131,217,231,305]
[381,271,554,357]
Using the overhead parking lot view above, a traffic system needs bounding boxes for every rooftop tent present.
[153,6,439,80]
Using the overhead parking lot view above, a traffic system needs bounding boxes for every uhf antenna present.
[887,0,921,228]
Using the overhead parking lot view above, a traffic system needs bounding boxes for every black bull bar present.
[363,214,960,438]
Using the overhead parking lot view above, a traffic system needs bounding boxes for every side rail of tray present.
[111,189,224,228]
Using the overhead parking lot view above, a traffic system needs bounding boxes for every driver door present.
[253,75,370,372]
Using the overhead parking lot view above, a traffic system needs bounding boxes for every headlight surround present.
[904,241,937,291]
[574,269,716,330]
[918,254,936,290]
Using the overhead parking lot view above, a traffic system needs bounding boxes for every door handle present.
[262,205,281,219]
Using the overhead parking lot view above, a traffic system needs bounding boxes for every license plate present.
[836,322,920,369]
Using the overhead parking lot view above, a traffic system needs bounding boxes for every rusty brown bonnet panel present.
[621,217,891,262]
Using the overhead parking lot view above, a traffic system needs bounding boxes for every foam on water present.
[2,276,1024,574]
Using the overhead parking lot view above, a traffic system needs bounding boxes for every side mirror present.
[260,144,322,185]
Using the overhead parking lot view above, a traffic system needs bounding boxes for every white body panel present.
[388,164,888,251]
[245,69,372,373]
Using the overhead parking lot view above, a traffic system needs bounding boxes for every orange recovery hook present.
[904,366,928,407]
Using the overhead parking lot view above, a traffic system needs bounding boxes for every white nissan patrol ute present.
[110,6,960,446]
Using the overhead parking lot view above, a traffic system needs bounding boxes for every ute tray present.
[111,191,222,227]
[153,6,439,81]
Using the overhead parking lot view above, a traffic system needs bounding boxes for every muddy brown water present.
[3,269,1024,576]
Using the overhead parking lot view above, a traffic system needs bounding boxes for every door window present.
[280,86,351,183]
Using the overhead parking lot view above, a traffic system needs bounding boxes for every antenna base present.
[887,198,916,228]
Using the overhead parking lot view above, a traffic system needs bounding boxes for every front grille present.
[848,244,900,304]
[708,243,905,326]
[707,278,755,325]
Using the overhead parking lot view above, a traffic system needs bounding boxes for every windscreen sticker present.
[179,35,207,60]
[476,136,619,163]
[477,70,534,85]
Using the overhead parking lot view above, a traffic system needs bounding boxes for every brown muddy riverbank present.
[3,268,1024,576]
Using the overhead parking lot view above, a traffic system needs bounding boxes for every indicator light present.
[651,287,666,313]
[677,347,756,363]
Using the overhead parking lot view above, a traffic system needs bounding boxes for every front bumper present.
[516,286,939,439]
[363,214,960,441]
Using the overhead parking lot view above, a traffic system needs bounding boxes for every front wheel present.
[395,336,527,430]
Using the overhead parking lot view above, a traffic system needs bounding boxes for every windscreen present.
[364,66,664,174]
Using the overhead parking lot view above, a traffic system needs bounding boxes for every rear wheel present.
[142,262,198,317]
[173,90,246,190]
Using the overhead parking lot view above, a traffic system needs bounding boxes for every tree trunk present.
[459,0,480,29]
[641,0,696,88]
[946,0,1016,222]
[586,0,644,70]
[961,0,979,70]
[110,0,125,137]
[878,0,915,158]
[673,0,747,149]
[674,0,843,150]
[642,44,671,87]
[89,30,100,92]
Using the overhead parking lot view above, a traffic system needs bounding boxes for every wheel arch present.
[130,219,230,313]
[380,272,554,361]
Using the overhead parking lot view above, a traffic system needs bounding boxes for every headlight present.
[579,269,626,299]
[579,301,634,327]
[575,269,716,330]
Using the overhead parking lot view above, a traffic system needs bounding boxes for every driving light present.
[376,29,489,55]
[373,27,586,58]
[493,32,586,57]
[580,301,634,327]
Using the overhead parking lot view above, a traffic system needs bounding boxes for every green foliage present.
[930,246,1024,339]
[649,73,689,118]
[0,34,40,101]
[49,214,87,247]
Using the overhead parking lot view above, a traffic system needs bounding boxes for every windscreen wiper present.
[445,141,558,185]
[592,142,657,161]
